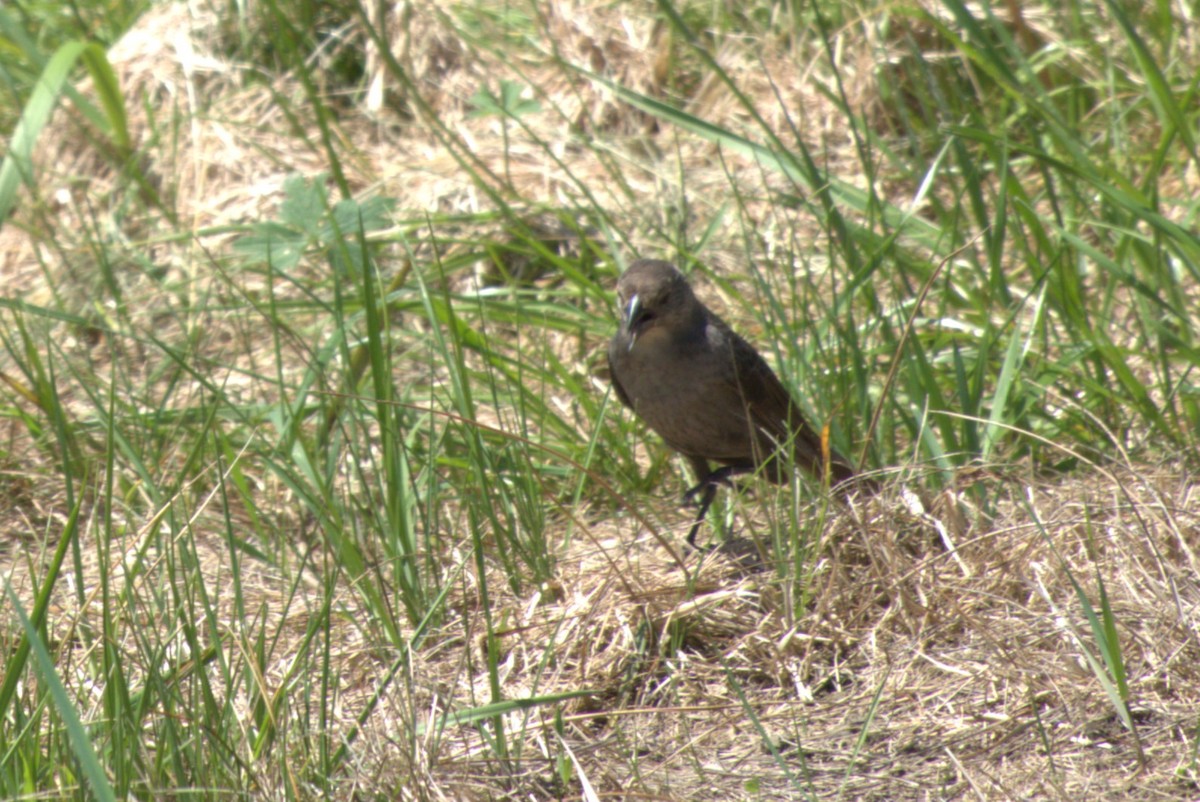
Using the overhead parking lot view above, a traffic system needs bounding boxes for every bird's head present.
[615,260,698,350]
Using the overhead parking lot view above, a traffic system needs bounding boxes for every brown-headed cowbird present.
[608,259,867,546]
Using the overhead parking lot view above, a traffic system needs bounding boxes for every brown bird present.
[608,259,866,546]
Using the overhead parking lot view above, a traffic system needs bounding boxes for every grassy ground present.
[1,0,1199,799]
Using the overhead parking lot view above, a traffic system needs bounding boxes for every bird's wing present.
[722,327,856,483]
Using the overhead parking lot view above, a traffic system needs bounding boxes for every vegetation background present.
[1,0,1198,798]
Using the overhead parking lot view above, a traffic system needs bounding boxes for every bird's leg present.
[682,465,748,503]
[685,485,717,548]
[682,466,752,548]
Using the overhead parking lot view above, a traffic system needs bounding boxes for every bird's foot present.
[685,520,715,552]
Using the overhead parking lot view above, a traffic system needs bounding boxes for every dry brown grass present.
[2,1,1199,800]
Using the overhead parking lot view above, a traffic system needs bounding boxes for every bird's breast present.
[612,334,760,462]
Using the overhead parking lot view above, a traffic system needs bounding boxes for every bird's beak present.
[624,294,642,351]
